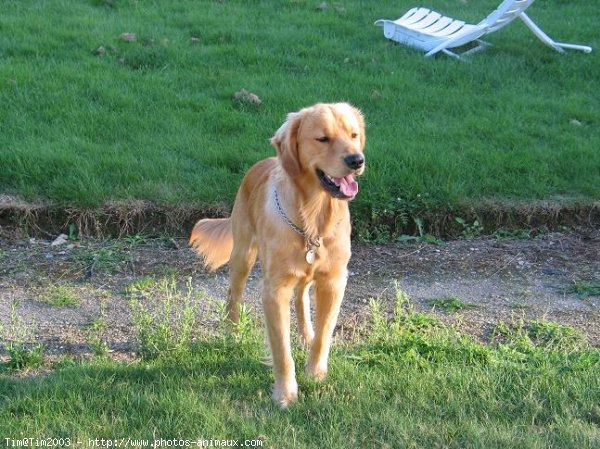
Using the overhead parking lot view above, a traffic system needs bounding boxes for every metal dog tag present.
[305,249,316,264]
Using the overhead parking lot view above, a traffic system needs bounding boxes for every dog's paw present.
[305,363,328,382]
[271,382,298,409]
[301,331,315,349]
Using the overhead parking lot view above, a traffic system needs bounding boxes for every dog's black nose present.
[344,154,365,170]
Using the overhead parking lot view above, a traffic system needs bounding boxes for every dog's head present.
[271,103,366,200]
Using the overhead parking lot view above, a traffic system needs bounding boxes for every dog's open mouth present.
[316,169,359,200]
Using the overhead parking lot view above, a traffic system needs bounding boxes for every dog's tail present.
[189,218,233,271]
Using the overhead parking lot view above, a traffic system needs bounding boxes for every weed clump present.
[568,280,600,299]
[35,284,80,307]
[0,301,44,370]
[129,277,198,362]
[493,317,587,353]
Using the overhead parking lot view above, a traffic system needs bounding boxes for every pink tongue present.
[335,175,358,198]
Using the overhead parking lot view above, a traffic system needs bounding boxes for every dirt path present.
[0,230,599,356]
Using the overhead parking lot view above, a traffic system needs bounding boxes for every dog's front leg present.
[262,279,298,408]
[305,273,347,381]
[294,281,314,347]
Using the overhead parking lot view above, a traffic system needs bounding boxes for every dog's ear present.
[351,106,366,150]
[271,111,302,178]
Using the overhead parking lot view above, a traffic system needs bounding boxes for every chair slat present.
[396,8,431,26]
[410,12,442,30]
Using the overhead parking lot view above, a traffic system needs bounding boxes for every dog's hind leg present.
[227,242,257,324]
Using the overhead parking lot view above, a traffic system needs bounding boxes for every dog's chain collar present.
[273,188,321,264]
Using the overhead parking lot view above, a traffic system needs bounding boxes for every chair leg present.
[437,40,490,60]
[519,13,592,54]
[425,28,488,58]
[552,42,593,53]
[461,40,492,57]
[440,49,460,59]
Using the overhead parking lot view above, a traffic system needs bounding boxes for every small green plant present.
[455,217,484,238]
[67,223,78,241]
[85,317,110,357]
[87,334,110,358]
[129,277,197,361]
[121,233,149,247]
[5,342,45,371]
[428,296,477,313]
[217,301,257,344]
[94,248,125,268]
[358,224,392,244]
[35,284,80,307]
[79,246,129,274]
[568,280,600,299]
[368,282,441,342]
[492,228,532,239]
[0,301,44,370]
[396,217,443,245]
[126,276,158,298]
[526,319,586,351]
[355,200,408,243]
[368,298,389,342]
[392,282,440,332]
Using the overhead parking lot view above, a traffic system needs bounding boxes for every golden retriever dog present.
[190,102,366,407]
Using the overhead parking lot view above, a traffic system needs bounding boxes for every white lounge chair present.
[375,0,592,58]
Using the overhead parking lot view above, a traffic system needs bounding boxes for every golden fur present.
[190,103,366,407]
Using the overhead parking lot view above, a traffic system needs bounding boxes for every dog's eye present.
[351,132,358,139]
[316,136,329,143]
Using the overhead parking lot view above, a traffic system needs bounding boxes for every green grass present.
[1,283,599,448]
[2,337,600,448]
[0,0,598,228]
